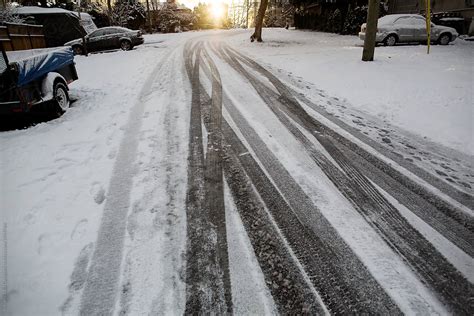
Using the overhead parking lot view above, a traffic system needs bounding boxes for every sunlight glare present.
[210,3,225,20]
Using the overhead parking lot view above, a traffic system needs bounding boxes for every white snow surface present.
[0,34,177,315]
[224,28,474,156]
[0,29,472,315]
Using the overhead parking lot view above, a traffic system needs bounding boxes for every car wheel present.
[120,40,132,51]
[384,34,397,46]
[53,81,70,113]
[72,45,84,55]
[438,33,451,45]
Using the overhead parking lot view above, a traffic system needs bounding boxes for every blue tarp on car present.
[6,47,74,86]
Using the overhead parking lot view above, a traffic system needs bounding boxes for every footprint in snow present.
[71,219,88,241]
[108,148,117,159]
[90,182,106,205]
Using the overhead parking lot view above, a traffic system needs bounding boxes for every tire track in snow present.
[116,42,190,315]
[199,86,327,314]
[228,45,474,212]
[228,45,474,252]
[220,44,473,315]
[78,49,174,316]
[183,40,232,314]
[201,41,233,314]
[293,91,474,210]
[201,43,400,314]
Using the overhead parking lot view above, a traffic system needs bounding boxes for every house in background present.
[388,0,474,14]
[388,0,474,34]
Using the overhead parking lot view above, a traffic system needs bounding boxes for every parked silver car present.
[359,14,458,46]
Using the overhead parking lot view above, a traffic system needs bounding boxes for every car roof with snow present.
[91,26,133,33]
[14,7,94,20]
[14,6,76,15]
[379,14,424,25]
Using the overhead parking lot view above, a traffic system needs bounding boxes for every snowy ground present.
[0,33,189,315]
[224,29,474,193]
[225,28,473,156]
[0,29,472,315]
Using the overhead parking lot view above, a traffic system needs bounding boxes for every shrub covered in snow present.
[327,8,343,34]
[0,4,25,24]
[154,3,196,33]
[111,0,146,30]
[341,5,368,35]
[155,3,180,33]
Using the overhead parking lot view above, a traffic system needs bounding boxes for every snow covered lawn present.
[225,28,473,156]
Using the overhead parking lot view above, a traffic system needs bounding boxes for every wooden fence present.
[0,23,46,51]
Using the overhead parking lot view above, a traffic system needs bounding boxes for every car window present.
[108,28,127,34]
[90,29,106,37]
[408,17,426,27]
[394,17,411,25]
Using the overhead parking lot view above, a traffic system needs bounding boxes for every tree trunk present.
[107,0,112,14]
[362,0,380,61]
[250,0,269,42]
[146,0,152,31]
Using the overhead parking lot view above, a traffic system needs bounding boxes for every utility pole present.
[362,0,380,61]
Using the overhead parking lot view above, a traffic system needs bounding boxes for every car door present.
[97,29,111,50]
[111,28,126,48]
[87,29,106,52]
[393,17,415,42]
[409,17,428,42]
[107,28,127,49]
[96,28,121,50]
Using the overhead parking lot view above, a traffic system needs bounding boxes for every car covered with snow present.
[0,46,78,115]
[64,27,145,55]
[359,14,459,46]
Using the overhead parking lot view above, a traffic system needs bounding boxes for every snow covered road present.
[1,30,473,315]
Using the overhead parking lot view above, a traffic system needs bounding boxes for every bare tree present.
[250,0,269,42]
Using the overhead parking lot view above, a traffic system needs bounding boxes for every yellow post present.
[426,0,431,54]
